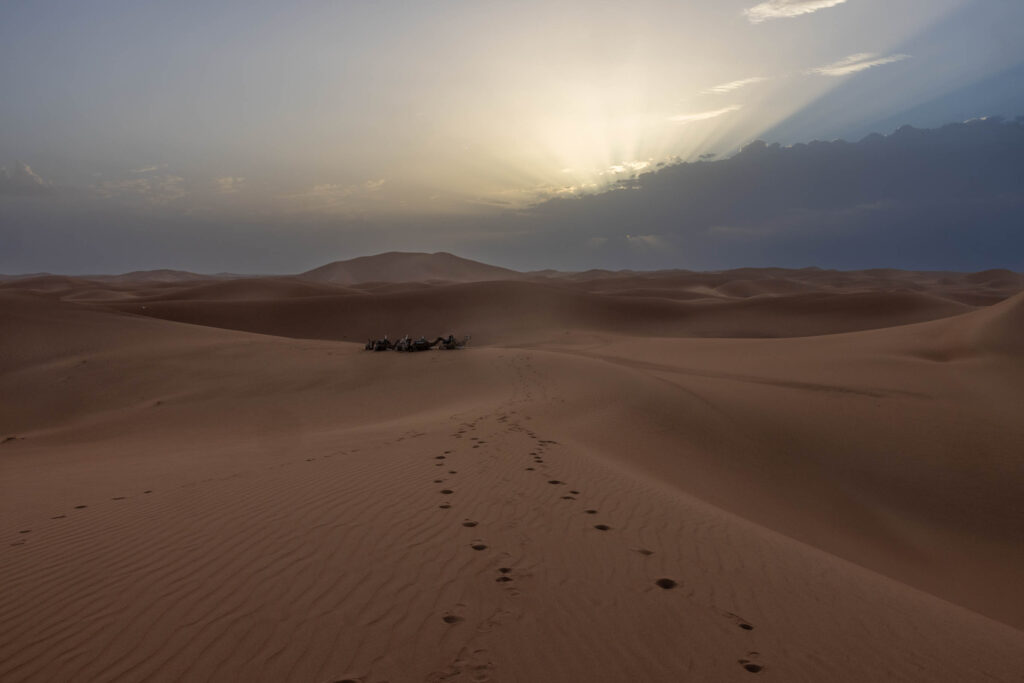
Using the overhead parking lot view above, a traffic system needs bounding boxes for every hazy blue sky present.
[2,0,1023,273]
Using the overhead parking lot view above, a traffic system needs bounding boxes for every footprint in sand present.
[470,542,488,551]
[74,505,87,509]
[112,496,126,500]
[593,524,611,531]
[441,489,454,495]
[725,612,755,630]
[462,521,478,527]
[738,657,763,674]
[442,614,463,624]
[584,509,598,515]
[655,578,678,590]
[439,504,452,509]
[435,455,446,460]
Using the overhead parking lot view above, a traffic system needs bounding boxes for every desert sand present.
[2,253,1023,682]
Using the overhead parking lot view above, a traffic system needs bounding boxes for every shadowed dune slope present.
[522,300,1024,628]
[98,280,975,343]
[137,277,356,302]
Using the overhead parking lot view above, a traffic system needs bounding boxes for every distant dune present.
[4,255,1018,343]
[2,256,1023,682]
[300,250,522,284]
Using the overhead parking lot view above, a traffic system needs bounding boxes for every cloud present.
[745,0,849,23]
[0,161,54,196]
[96,174,187,204]
[625,234,665,248]
[810,52,910,76]
[130,165,166,174]
[306,179,382,197]
[283,178,387,212]
[214,176,246,193]
[668,105,742,124]
[603,160,652,175]
[702,77,769,95]
[524,118,1024,270]
[304,178,385,199]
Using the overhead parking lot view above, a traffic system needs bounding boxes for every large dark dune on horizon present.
[2,252,1023,682]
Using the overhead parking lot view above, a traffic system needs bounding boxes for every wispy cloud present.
[214,176,246,194]
[810,52,910,76]
[702,77,768,95]
[129,164,166,174]
[283,178,387,212]
[745,0,848,23]
[96,174,186,204]
[626,234,665,248]
[668,105,742,124]
[0,161,53,196]
[295,178,386,199]
[603,160,652,175]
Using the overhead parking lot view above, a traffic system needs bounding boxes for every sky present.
[2,0,1023,273]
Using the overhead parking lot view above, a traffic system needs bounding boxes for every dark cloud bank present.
[509,116,1024,272]
[2,117,1023,273]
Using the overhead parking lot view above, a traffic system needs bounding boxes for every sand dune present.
[972,290,1024,355]
[94,279,975,344]
[302,251,522,284]
[138,277,355,302]
[1,264,1022,682]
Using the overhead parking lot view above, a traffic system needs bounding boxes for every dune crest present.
[972,290,1024,355]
